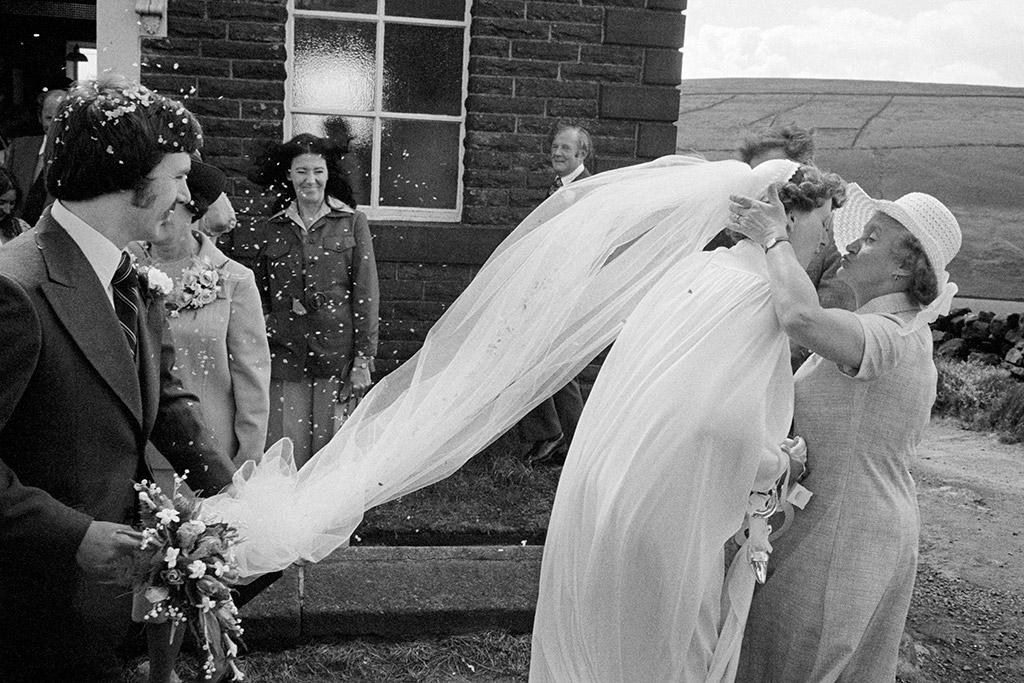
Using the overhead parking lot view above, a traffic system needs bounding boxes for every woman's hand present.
[729,183,789,247]
[349,364,372,400]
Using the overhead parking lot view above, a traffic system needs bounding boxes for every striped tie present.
[112,252,140,359]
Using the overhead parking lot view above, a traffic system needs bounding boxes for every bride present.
[528,163,845,683]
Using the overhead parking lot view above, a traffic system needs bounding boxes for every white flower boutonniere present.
[136,264,174,300]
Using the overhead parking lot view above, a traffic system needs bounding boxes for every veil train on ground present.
[203,156,795,578]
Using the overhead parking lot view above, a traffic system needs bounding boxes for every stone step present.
[240,545,543,646]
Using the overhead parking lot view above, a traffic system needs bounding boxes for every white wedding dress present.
[528,237,794,683]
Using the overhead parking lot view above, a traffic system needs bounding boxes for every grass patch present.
[934,358,1024,443]
[353,432,561,546]
[125,631,530,682]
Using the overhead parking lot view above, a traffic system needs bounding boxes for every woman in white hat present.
[727,184,962,682]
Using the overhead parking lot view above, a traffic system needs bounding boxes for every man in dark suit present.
[0,75,235,683]
[520,121,593,465]
[4,88,65,223]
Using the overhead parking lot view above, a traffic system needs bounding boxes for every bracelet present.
[763,236,790,252]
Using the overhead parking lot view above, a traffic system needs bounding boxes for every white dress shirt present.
[559,163,588,186]
[50,200,123,309]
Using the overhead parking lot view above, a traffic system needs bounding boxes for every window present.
[288,0,472,221]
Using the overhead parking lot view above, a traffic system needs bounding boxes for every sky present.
[682,0,1024,87]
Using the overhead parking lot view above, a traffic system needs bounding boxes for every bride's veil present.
[203,155,800,577]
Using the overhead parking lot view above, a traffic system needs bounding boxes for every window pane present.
[293,18,376,112]
[383,24,463,115]
[296,0,377,12]
[385,0,463,20]
[292,114,374,208]
[379,119,460,209]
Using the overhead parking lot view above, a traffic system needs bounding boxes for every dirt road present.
[900,419,1024,682]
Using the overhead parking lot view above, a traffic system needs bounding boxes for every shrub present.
[934,358,1024,443]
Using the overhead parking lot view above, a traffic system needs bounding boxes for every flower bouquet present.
[167,256,223,317]
[129,475,245,681]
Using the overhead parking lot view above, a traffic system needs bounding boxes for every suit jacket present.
[4,134,43,216]
[548,166,592,197]
[0,212,235,679]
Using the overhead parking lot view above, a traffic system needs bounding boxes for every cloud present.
[683,0,1024,87]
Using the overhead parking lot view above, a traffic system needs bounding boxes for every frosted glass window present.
[385,0,464,21]
[290,1,470,219]
[379,120,460,209]
[292,114,374,207]
[383,24,463,115]
[293,18,376,112]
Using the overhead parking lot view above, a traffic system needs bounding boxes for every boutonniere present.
[136,263,174,303]
[167,256,224,318]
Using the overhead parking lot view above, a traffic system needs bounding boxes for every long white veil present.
[203,156,797,577]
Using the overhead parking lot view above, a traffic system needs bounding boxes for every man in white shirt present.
[521,121,593,465]
[0,74,235,683]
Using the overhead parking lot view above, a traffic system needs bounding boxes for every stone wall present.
[142,0,686,373]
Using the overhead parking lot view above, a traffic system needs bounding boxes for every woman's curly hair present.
[778,165,847,213]
[249,133,356,214]
[890,228,940,305]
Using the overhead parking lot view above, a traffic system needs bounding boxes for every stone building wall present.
[141,0,686,373]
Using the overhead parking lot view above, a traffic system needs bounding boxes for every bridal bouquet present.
[129,476,245,681]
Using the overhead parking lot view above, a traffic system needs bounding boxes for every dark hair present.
[0,167,23,240]
[46,74,203,201]
[890,229,940,306]
[778,165,846,213]
[738,124,816,165]
[721,164,845,247]
[249,133,356,214]
[549,120,593,164]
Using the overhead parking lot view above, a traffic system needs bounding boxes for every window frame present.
[285,0,473,222]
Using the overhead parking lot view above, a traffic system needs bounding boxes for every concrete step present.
[240,545,543,646]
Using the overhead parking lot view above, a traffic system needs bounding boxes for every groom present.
[0,75,235,682]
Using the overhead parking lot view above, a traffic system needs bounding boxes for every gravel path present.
[899,419,1024,682]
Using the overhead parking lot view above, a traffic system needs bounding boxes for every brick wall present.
[464,0,686,228]
[140,0,287,216]
[143,0,686,374]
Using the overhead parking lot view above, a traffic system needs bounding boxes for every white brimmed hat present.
[831,183,962,332]
[831,184,961,276]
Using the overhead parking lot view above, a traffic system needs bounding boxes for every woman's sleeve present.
[226,266,272,463]
[842,313,908,381]
[350,211,379,362]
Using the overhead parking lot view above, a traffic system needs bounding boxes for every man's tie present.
[547,176,563,198]
[112,252,140,359]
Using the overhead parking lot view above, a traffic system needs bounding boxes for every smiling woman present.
[249,133,380,469]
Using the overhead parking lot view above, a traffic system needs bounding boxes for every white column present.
[96,0,142,82]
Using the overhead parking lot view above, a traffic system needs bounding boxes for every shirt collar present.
[559,163,587,185]
[50,200,122,291]
[855,291,921,317]
[283,195,354,229]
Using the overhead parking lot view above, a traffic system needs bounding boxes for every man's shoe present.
[526,434,567,466]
